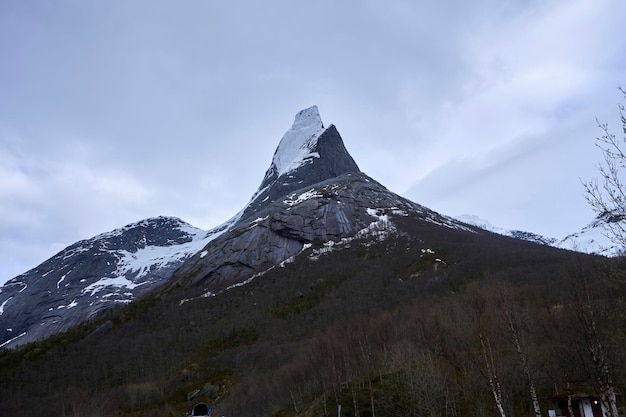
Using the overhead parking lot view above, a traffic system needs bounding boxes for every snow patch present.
[0,297,12,315]
[557,227,620,256]
[271,106,326,176]
[77,215,241,299]
[56,273,68,289]
[391,208,409,216]
[0,331,26,349]
[82,276,145,297]
[309,208,398,261]
[455,214,507,234]
[284,189,323,206]
[455,213,622,254]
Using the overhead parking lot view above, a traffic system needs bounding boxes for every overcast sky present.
[2,0,626,285]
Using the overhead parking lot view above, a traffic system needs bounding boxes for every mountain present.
[0,216,228,348]
[455,214,558,247]
[558,213,623,256]
[0,106,467,349]
[455,213,623,256]
[1,106,623,417]
[169,106,468,294]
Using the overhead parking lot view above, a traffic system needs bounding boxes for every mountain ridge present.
[455,213,622,256]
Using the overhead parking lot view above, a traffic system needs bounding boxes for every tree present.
[495,288,542,417]
[571,271,619,417]
[583,87,626,248]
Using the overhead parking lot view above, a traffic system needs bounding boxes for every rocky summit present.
[170,106,465,293]
[0,106,466,349]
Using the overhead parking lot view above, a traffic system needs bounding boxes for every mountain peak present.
[243,106,360,218]
[291,105,323,130]
[271,105,325,177]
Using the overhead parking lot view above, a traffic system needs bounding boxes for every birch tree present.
[464,286,509,417]
[583,87,626,248]
[572,274,619,417]
[495,287,542,417]
[478,326,508,417]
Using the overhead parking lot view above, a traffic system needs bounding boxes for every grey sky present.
[2,0,626,285]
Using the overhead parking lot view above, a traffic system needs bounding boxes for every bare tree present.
[500,301,542,417]
[583,87,626,248]
[464,287,509,417]
[571,274,620,417]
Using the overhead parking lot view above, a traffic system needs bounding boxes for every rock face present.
[173,173,438,292]
[0,216,215,348]
[0,105,466,349]
[241,106,360,218]
[171,106,463,292]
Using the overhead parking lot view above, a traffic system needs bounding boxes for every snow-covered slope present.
[455,214,623,256]
[242,105,360,219]
[0,216,237,349]
[557,214,622,256]
[271,105,326,176]
[455,215,558,246]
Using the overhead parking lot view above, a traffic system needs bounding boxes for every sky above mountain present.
[1,0,626,285]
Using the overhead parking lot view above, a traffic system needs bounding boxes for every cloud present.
[0,131,155,281]
[403,0,626,235]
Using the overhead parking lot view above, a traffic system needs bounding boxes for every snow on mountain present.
[455,214,623,256]
[270,105,326,177]
[241,106,360,220]
[557,214,622,256]
[454,215,506,235]
[455,214,558,246]
[0,216,242,349]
